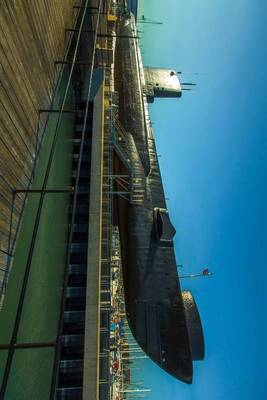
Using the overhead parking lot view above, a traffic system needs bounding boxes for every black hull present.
[114,14,204,383]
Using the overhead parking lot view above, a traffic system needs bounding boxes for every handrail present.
[49,0,104,397]
[0,2,92,397]
[0,6,82,302]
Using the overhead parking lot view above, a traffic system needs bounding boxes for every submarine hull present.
[114,14,204,383]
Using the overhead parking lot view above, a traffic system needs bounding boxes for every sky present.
[134,1,267,399]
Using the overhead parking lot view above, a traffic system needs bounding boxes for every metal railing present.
[49,0,105,398]
[0,4,82,305]
[0,1,101,397]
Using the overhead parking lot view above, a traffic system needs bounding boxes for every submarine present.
[112,13,205,383]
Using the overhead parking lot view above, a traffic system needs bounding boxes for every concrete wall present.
[0,0,77,275]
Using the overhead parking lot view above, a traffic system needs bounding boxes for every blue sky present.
[134,1,267,399]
